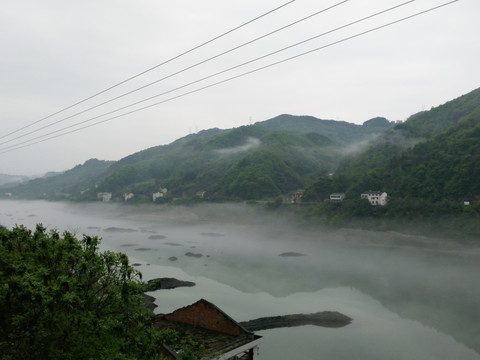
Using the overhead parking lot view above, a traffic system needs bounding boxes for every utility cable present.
[0,0,296,141]
[0,0,349,146]
[0,0,412,148]
[0,0,459,155]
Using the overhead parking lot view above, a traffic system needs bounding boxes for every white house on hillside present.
[361,191,388,206]
[153,187,168,201]
[124,193,134,201]
[330,193,345,201]
[97,192,112,202]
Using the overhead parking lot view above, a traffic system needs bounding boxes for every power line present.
[0,0,414,148]
[0,0,459,155]
[0,0,296,141]
[0,0,350,147]
[0,0,458,154]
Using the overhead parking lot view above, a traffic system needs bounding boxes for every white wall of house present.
[361,191,387,206]
[330,193,345,201]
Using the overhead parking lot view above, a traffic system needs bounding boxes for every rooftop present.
[153,299,262,359]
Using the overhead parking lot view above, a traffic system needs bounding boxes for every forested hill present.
[5,85,480,206]
[335,87,480,175]
[85,123,348,201]
[395,87,480,138]
[304,87,480,206]
[4,115,391,201]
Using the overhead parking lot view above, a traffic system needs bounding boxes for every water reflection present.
[1,200,479,359]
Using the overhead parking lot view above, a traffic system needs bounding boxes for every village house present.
[97,192,112,202]
[196,190,206,198]
[329,193,345,201]
[361,191,388,206]
[291,189,304,203]
[154,299,263,360]
[153,187,168,201]
[124,192,134,201]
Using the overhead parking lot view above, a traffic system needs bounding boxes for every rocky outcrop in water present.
[239,311,352,331]
[146,277,196,291]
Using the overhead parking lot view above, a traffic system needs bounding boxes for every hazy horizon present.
[1,0,478,175]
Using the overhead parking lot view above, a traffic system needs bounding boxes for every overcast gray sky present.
[1,0,479,176]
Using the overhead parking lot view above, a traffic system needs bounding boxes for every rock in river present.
[239,311,352,331]
[145,277,196,291]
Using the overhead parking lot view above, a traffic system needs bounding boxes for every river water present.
[1,200,479,360]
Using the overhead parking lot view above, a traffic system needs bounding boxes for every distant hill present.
[94,124,340,201]
[9,115,391,201]
[9,159,114,199]
[0,174,31,188]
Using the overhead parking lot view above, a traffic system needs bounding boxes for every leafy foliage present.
[0,224,163,360]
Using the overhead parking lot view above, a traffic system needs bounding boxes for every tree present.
[0,224,163,360]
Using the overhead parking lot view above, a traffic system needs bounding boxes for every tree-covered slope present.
[304,88,480,206]
[380,112,480,201]
[89,115,393,201]
[8,114,396,201]
[94,125,342,201]
[110,127,224,170]
[336,87,480,175]
[396,87,480,138]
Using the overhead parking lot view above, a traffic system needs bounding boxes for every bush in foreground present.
[0,224,163,360]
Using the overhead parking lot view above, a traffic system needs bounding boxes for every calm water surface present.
[1,200,479,360]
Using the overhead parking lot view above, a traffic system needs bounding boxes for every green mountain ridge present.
[6,115,391,201]
[305,87,480,207]
[335,88,480,175]
[95,125,343,201]
[6,87,480,209]
[257,114,394,144]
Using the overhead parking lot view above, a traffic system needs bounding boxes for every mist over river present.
[1,200,480,360]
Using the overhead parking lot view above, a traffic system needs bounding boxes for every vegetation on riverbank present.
[0,224,199,360]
